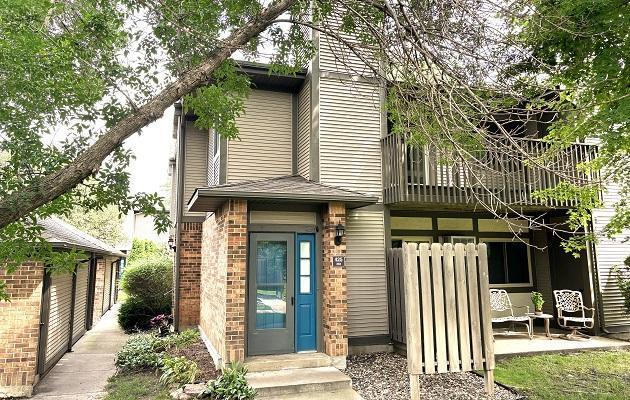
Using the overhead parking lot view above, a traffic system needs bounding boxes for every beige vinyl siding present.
[72,263,89,341]
[227,90,293,182]
[297,81,311,179]
[318,14,375,75]
[346,209,389,337]
[318,78,382,198]
[593,183,630,328]
[46,272,73,361]
[184,122,209,217]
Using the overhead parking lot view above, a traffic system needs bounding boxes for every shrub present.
[118,296,171,332]
[120,256,173,310]
[159,356,199,386]
[153,329,200,353]
[115,334,162,372]
[200,362,256,400]
[127,239,168,265]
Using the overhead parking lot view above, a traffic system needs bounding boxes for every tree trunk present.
[0,0,297,229]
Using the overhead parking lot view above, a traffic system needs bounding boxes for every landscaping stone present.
[170,382,206,399]
[347,352,522,400]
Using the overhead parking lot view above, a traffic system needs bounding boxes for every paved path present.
[32,304,128,400]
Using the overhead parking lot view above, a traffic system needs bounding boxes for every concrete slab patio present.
[494,327,630,358]
[32,304,128,400]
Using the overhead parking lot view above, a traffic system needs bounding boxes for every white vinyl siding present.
[318,78,382,198]
[46,272,73,361]
[227,90,293,182]
[593,183,630,328]
[318,14,375,75]
[184,122,209,217]
[72,263,89,342]
[297,81,311,179]
[346,209,389,337]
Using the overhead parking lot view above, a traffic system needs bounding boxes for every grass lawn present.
[494,350,630,400]
[104,372,171,400]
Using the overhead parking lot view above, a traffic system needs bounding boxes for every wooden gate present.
[395,242,495,397]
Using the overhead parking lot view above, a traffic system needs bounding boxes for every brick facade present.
[322,202,348,365]
[177,222,203,328]
[199,200,247,367]
[91,258,106,326]
[0,263,44,398]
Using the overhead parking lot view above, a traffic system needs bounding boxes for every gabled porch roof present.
[188,175,378,212]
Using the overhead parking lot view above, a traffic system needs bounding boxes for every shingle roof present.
[188,175,378,212]
[39,217,125,257]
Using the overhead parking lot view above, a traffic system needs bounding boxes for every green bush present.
[153,329,200,353]
[120,256,172,310]
[127,239,168,265]
[200,362,256,400]
[115,334,163,372]
[159,356,199,387]
[118,296,171,332]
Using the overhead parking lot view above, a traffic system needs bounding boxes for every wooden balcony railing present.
[381,133,599,208]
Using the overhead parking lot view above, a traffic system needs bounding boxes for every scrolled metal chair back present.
[554,290,583,313]
[490,289,513,313]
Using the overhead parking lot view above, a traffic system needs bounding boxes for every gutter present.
[173,102,186,331]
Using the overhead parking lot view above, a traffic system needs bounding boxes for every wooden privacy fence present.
[391,242,495,397]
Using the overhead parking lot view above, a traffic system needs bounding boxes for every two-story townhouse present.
[167,27,630,372]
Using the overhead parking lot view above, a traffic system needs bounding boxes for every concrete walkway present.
[32,304,128,399]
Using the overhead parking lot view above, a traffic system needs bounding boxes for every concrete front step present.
[247,366,352,397]
[245,352,332,372]
[257,388,363,400]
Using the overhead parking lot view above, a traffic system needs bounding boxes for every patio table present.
[527,313,554,339]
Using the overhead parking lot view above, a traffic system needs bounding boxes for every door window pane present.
[300,276,311,294]
[300,259,310,276]
[300,241,310,255]
[255,241,287,329]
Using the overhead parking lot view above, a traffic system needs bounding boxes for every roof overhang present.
[188,178,378,213]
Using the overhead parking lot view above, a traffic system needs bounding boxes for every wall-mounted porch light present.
[334,223,345,246]
[168,236,176,252]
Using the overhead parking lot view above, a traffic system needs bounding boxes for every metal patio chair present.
[490,289,532,339]
[553,290,595,340]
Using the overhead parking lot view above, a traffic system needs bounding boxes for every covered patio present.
[494,326,630,357]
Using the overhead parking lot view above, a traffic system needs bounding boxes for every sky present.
[126,106,174,197]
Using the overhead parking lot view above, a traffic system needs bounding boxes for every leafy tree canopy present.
[62,205,126,246]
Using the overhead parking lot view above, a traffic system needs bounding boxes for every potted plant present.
[531,291,545,315]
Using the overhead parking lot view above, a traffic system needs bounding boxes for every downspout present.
[584,219,603,334]
[173,103,186,331]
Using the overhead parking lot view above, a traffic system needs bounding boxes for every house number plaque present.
[332,256,345,267]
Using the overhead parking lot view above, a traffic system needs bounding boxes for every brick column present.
[91,258,105,326]
[178,222,203,328]
[322,202,348,368]
[199,199,247,367]
[224,200,248,363]
[0,263,44,398]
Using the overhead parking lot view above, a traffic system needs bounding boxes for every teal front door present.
[295,234,316,351]
[247,233,295,355]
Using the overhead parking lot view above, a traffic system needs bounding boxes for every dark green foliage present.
[118,296,171,332]
[120,256,172,310]
[152,329,200,352]
[200,362,256,400]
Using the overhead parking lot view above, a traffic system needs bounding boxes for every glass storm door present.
[247,233,295,355]
[295,234,316,352]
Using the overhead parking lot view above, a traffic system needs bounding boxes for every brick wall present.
[322,202,348,365]
[91,258,106,326]
[199,200,247,367]
[0,263,44,398]
[177,222,203,328]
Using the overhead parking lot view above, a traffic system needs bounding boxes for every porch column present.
[322,201,348,368]
[177,222,203,328]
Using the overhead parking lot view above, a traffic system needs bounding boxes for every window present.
[483,240,532,286]
[445,236,476,245]
[298,241,312,294]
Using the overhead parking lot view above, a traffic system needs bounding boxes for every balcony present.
[381,133,599,208]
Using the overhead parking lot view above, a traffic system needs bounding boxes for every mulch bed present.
[168,338,219,382]
[346,352,522,400]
